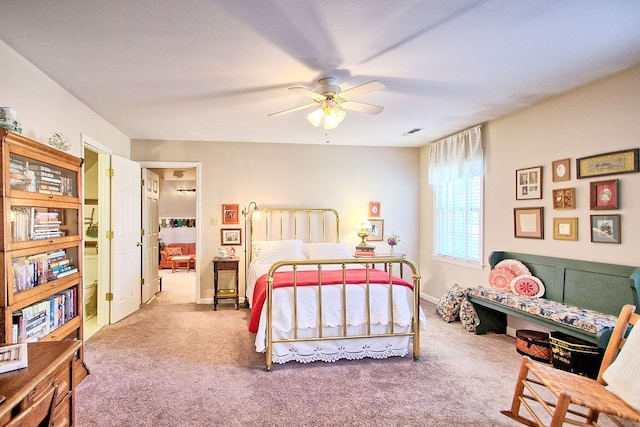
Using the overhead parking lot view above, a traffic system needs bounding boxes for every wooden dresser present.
[0,341,81,426]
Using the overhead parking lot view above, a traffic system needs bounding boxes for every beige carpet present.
[74,273,630,426]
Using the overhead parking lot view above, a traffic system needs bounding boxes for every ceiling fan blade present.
[268,102,318,117]
[289,86,325,101]
[340,80,385,99]
[341,100,384,115]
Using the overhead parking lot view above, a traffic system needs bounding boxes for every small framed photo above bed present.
[590,214,621,244]
[514,207,544,239]
[516,166,542,200]
[222,204,239,224]
[367,219,384,241]
[221,228,241,245]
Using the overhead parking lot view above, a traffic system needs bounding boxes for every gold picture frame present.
[577,148,639,179]
[514,207,544,239]
[553,217,578,241]
[552,158,571,182]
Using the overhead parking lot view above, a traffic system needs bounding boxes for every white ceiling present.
[2,1,640,147]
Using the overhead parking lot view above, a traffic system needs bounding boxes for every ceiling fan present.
[268,77,385,130]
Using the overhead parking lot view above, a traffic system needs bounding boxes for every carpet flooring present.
[74,271,631,426]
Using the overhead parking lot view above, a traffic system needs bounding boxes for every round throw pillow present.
[495,259,531,277]
[510,275,545,297]
[488,266,517,292]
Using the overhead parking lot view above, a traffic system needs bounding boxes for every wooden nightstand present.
[213,257,239,310]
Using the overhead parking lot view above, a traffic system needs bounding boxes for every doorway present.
[144,163,200,304]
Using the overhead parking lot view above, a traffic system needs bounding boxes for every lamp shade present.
[307,100,347,130]
[355,217,372,231]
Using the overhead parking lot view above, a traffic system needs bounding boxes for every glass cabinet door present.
[8,150,80,201]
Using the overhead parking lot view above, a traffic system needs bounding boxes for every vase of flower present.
[386,233,400,255]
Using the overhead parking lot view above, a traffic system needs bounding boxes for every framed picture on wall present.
[367,219,384,241]
[552,158,571,182]
[516,166,542,200]
[553,217,578,241]
[577,148,639,179]
[222,204,239,224]
[589,179,619,210]
[514,207,544,239]
[590,214,621,244]
[368,202,381,218]
[221,228,241,245]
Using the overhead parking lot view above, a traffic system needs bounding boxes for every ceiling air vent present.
[403,128,423,136]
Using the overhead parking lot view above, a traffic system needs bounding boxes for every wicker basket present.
[515,330,551,363]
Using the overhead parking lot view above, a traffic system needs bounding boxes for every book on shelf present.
[11,286,77,343]
[0,343,28,374]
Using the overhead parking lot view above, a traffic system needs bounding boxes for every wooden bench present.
[467,251,640,349]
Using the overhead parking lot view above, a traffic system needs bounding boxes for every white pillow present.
[303,242,352,259]
[251,239,305,264]
[603,323,640,411]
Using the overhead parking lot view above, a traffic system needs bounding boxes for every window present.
[428,126,483,266]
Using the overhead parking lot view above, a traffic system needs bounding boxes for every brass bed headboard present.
[249,207,340,245]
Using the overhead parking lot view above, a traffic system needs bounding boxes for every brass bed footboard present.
[263,257,421,371]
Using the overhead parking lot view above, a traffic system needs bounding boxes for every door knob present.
[136,242,142,247]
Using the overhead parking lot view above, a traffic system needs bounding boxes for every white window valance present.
[428,125,483,185]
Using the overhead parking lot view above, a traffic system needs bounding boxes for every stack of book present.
[32,211,63,240]
[48,249,78,280]
[28,163,64,195]
[9,156,30,191]
[355,245,376,257]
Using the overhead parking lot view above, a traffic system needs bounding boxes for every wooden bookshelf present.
[0,128,88,385]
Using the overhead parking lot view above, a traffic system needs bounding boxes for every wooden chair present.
[502,304,640,426]
[6,384,57,427]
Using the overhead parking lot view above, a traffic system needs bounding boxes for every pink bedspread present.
[249,268,412,333]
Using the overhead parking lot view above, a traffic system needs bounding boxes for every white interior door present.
[141,168,160,303]
[110,155,142,323]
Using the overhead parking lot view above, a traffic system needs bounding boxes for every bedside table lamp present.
[355,217,372,247]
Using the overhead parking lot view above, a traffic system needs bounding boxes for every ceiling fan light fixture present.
[307,107,325,127]
[306,100,346,130]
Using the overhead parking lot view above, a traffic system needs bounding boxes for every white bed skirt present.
[257,323,413,364]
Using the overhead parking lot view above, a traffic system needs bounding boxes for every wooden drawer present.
[216,261,237,270]
[28,359,72,407]
[53,391,72,427]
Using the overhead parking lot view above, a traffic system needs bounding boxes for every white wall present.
[131,141,420,299]
[420,65,640,303]
[0,40,129,158]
